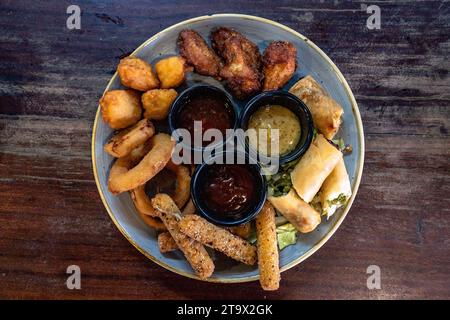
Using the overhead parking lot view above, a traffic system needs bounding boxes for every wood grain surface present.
[0,0,449,300]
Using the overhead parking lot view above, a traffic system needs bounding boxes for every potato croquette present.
[117,57,160,91]
[141,89,178,120]
[99,90,142,129]
[262,41,297,91]
[155,56,188,88]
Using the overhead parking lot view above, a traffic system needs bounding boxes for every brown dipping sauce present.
[177,95,233,147]
[201,165,256,217]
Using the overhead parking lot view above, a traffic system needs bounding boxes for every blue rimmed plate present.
[92,14,364,283]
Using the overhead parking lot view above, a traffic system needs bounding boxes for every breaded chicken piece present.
[211,28,262,99]
[262,41,297,91]
[178,29,222,78]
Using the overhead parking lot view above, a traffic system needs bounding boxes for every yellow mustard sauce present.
[248,105,301,156]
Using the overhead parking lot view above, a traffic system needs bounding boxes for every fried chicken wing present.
[178,29,222,78]
[262,41,297,91]
[211,27,262,99]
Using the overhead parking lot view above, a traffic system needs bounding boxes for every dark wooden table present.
[0,0,449,300]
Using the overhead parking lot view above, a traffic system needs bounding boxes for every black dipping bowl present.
[239,90,314,164]
[191,151,267,227]
[168,85,238,152]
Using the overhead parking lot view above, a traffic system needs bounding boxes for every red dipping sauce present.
[201,164,256,217]
[177,95,233,147]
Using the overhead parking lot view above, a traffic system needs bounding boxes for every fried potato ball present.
[141,89,178,120]
[117,57,160,91]
[155,56,188,89]
[99,90,142,129]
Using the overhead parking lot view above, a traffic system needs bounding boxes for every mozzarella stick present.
[158,232,178,253]
[256,202,280,291]
[179,215,257,265]
[151,194,214,279]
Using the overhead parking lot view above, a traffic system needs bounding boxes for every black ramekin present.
[168,85,238,153]
[190,151,267,227]
[239,90,314,165]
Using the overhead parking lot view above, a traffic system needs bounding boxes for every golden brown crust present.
[165,160,191,209]
[289,75,344,140]
[99,90,142,129]
[158,232,178,253]
[117,57,160,91]
[178,214,257,265]
[262,41,297,91]
[211,28,262,99]
[141,89,178,120]
[104,119,155,158]
[155,56,188,89]
[130,184,159,217]
[108,133,175,194]
[178,29,222,78]
[151,194,215,279]
[256,202,280,291]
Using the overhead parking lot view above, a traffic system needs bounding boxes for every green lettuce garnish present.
[276,223,297,250]
[327,193,347,206]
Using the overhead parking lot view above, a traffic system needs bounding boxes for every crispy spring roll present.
[158,232,178,253]
[320,158,352,219]
[268,189,321,233]
[228,223,252,239]
[291,134,342,203]
[256,202,280,291]
[151,194,214,279]
[179,215,257,265]
[289,75,344,140]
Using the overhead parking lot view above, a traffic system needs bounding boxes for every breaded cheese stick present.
[158,232,178,253]
[151,194,214,279]
[256,202,280,291]
[179,215,257,265]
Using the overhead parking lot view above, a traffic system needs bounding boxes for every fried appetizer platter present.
[98,25,352,291]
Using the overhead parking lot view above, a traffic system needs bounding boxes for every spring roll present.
[291,134,342,203]
[289,75,344,140]
[158,232,178,253]
[268,189,321,233]
[151,194,215,279]
[179,214,257,265]
[320,158,352,219]
[256,202,280,291]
